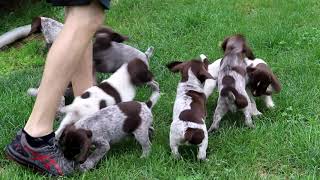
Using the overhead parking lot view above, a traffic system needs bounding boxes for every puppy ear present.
[246,66,256,76]
[94,33,112,49]
[95,26,129,43]
[127,59,154,86]
[110,32,129,43]
[58,129,67,146]
[258,64,281,93]
[166,61,185,73]
[76,129,92,164]
[270,73,281,93]
[58,124,74,145]
[198,73,214,83]
[203,59,210,70]
[221,37,229,52]
[244,45,255,60]
[30,17,42,34]
[131,70,153,86]
[197,67,216,83]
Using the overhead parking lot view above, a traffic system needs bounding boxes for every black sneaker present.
[5,129,75,176]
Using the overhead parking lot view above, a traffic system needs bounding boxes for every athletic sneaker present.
[5,130,75,176]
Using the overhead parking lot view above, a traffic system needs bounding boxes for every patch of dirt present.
[13,34,43,48]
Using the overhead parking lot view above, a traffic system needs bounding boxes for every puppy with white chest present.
[167,58,215,160]
[208,35,255,133]
[59,98,159,171]
[55,58,160,138]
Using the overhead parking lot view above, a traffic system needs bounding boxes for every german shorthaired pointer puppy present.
[167,58,215,160]
[59,97,160,171]
[246,58,281,109]
[55,58,160,138]
[93,27,153,74]
[208,35,255,133]
[206,57,281,116]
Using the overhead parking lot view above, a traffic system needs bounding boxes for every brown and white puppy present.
[208,35,255,133]
[167,58,214,160]
[55,58,160,138]
[246,58,281,108]
[207,56,281,115]
[59,99,159,171]
[93,27,154,74]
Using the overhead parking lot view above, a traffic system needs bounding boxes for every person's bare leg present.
[65,7,94,96]
[24,1,105,137]
[71,42,94,96]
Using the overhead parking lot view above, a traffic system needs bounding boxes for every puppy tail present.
[0,24,32,49]
[145,80,160,109]
[145,46,154,60]
[270,73,281,93]
[221,86,248,109]
[27,88,39,97]
[200,54,207,61]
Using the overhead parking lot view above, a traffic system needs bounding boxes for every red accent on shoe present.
[24,145,63,176]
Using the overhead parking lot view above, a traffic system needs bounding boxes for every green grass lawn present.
[1,0,320,179]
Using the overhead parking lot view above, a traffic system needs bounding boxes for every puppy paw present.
[140,152,150,158]
[148,127,154,141]
[266,102,275,109]
[197,155,207,161]
[208,126,219,134]
[198,157,209,162]
[79,162,94,172]
[264,97,275,109]
[172,153,181,159]
[246,123,255,129]
[252,110,262,116]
